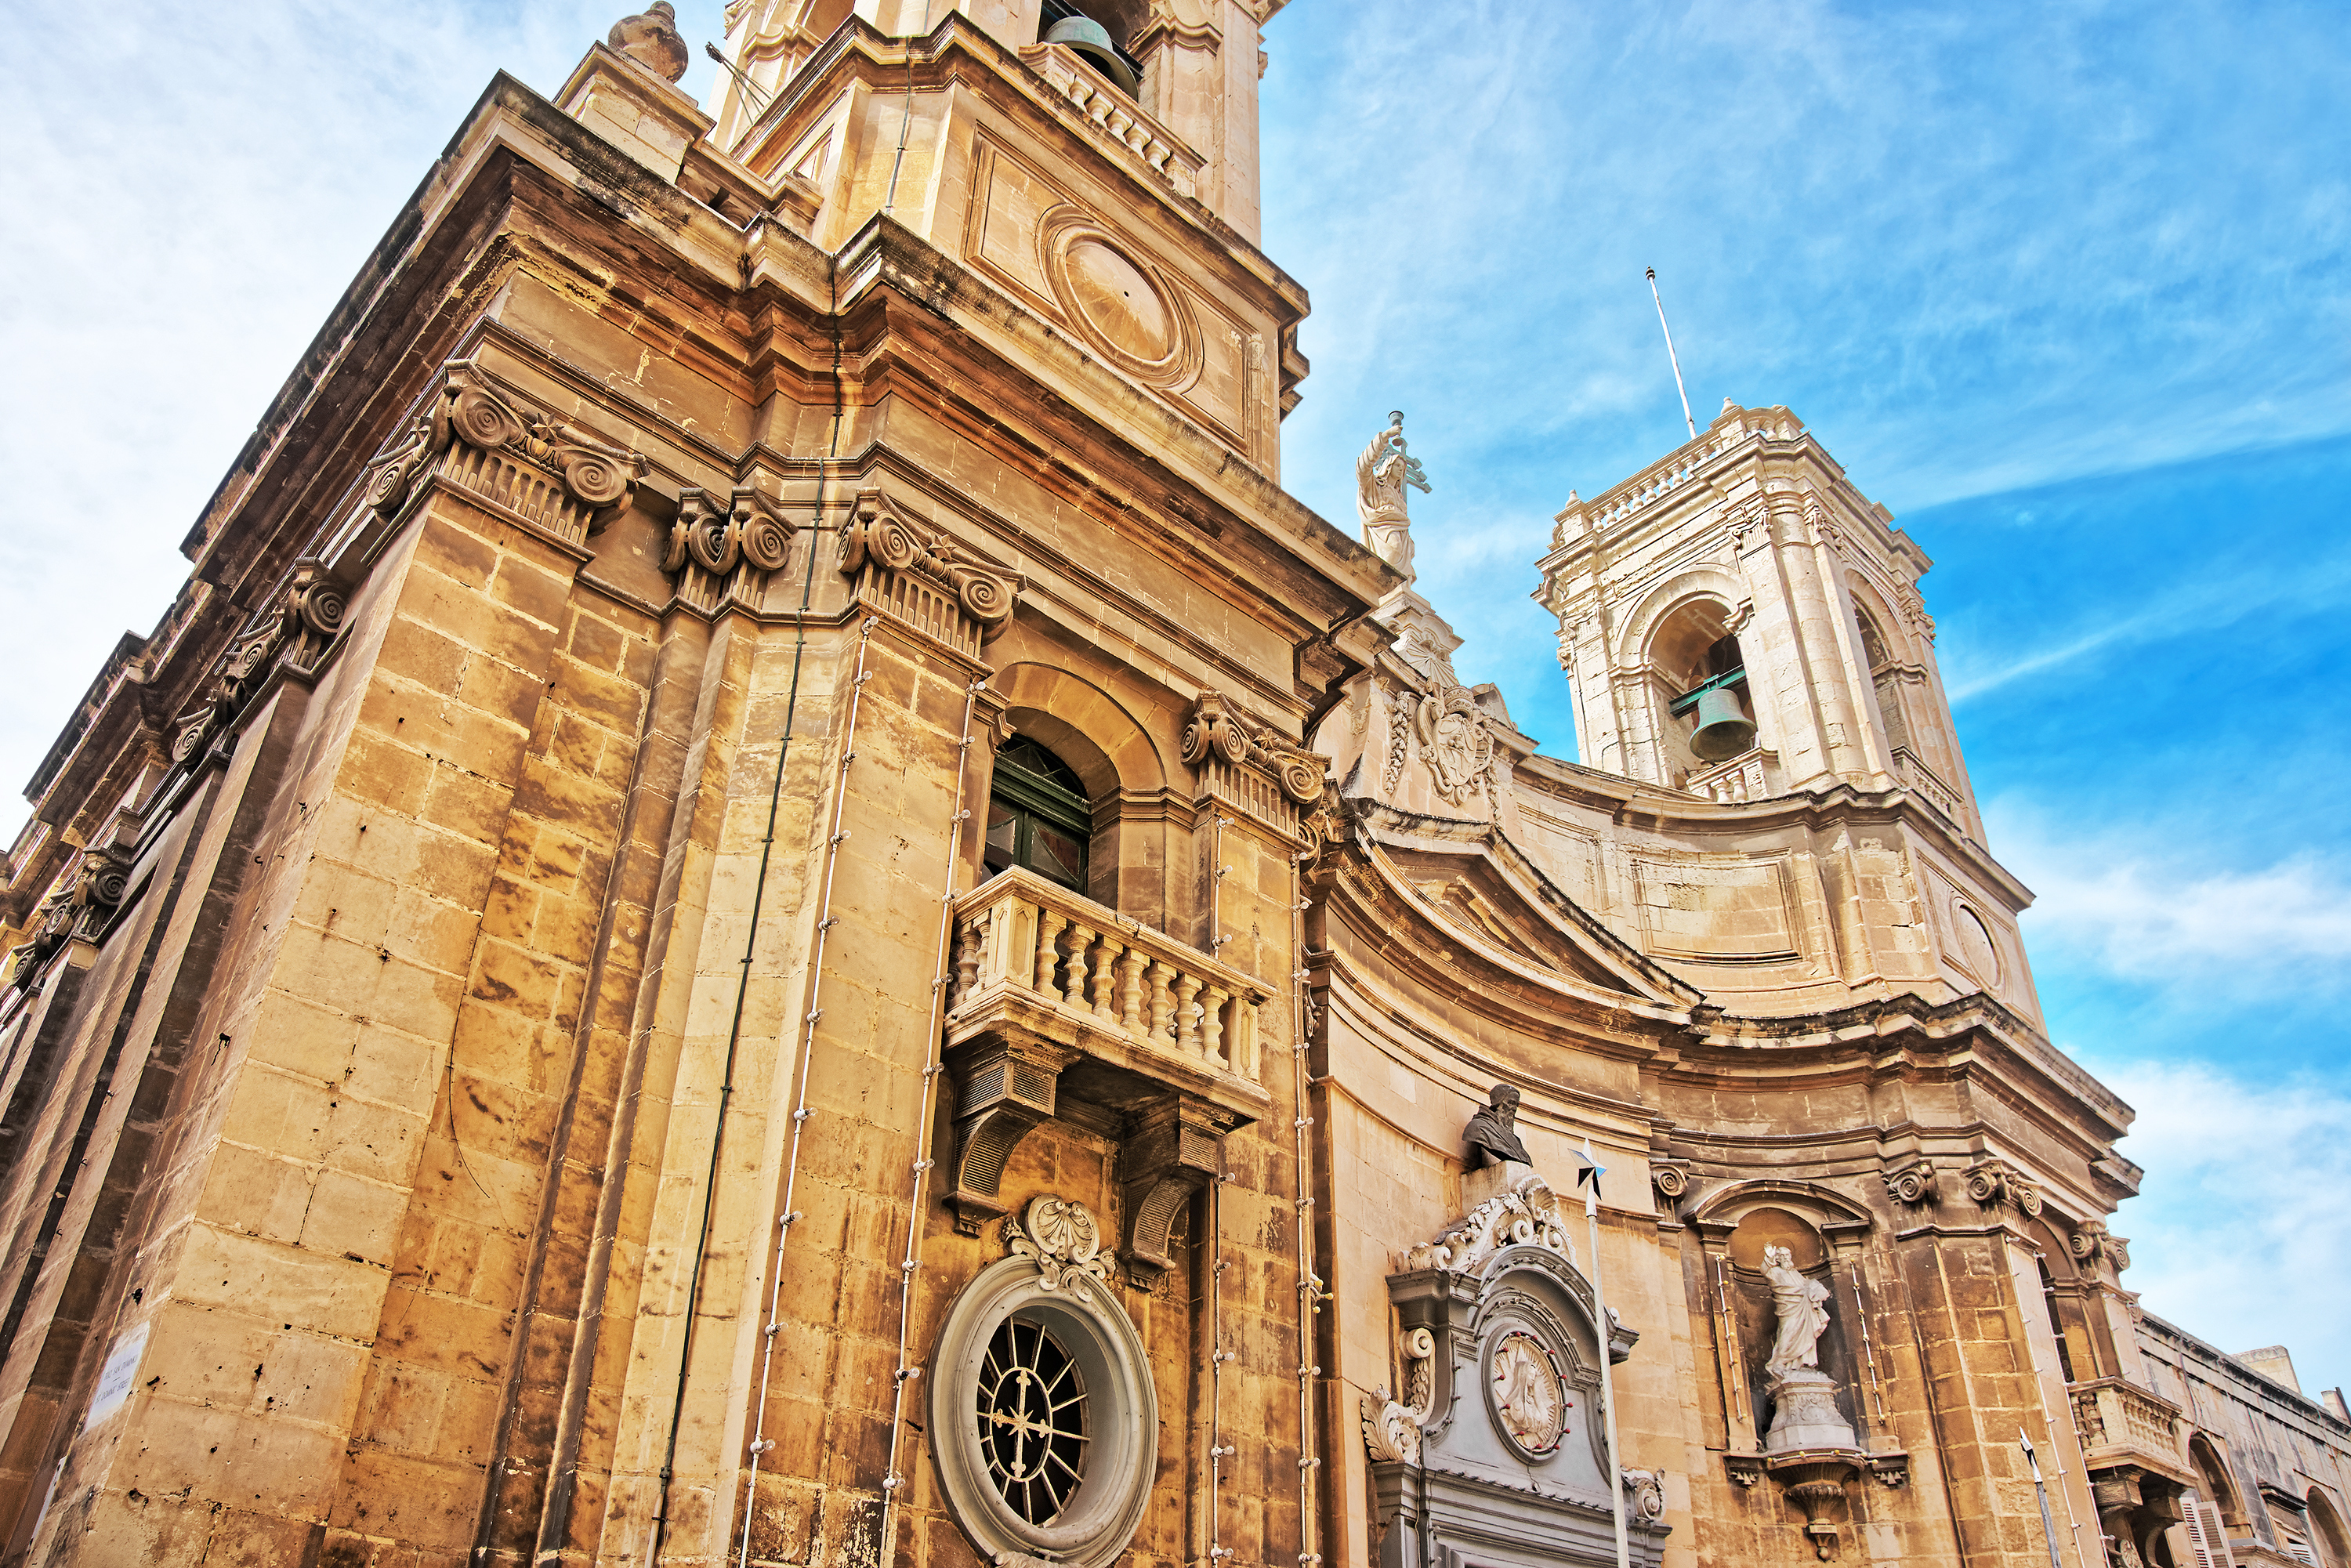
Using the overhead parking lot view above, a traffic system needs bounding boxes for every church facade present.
[0,4,2343,1566]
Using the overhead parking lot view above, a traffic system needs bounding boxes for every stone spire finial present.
[1356,409,1431,582]
[610,2,690,82]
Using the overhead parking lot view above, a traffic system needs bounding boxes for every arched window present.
[986,737,1092,892]
[1649,599,1754,778]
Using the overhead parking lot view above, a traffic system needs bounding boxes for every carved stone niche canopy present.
[941,867,1269,1272]
[1365,1170,1668,1568]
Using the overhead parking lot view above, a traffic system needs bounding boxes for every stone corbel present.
[1771,1456,1857,1561]
[1882,1158,1938,1207]
[943,1037,1079,1237]
[661,483,795,609]
[838,487,1020,651]
[1119,1094,1239,1284]
[1963,1157,2043,1216]
[362,359,647,543]
[1180,690,1327,806]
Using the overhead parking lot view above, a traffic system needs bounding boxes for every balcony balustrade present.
[2070,1375,2194,1488]
[940,867,1271,1273]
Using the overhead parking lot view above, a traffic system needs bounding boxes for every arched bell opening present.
[1038,0,1146,97]
[1853,602,1912,758]
[1647,598,1755,780]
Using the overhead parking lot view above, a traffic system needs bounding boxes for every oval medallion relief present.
[1951,900,2002,987]
[1042,218,1197,387]
[1064,239,1172,362]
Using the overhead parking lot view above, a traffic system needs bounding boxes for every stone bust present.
[1462,1084,1531,1170]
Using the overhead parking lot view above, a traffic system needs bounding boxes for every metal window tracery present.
[979,1314,1091,1524]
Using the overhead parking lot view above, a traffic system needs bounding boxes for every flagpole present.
[1581,1140,1632,1568]
[2021,1431,2066,1568]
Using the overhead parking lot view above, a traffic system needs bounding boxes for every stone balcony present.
[2070,1375,2195,1487]
[940,867,1271,1274]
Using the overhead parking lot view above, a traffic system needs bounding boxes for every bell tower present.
[712,0,1281,244]
[1536,400,1980,838]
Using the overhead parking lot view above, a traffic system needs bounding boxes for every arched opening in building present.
[1853,603,1912,757]
[986,736,1093,892]
[1038,0,1146,96]
[2190,1432,2248,1537]
[2306,1487,2350,1567]
[1647,598,1753,781]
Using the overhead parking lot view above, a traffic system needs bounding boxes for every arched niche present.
[988,663,1168,917]
[2189,1432,2248,1533]
[1688,1182,1875,1455]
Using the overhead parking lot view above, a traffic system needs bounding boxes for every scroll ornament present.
[170,562,349,766]
[1360,1326,1436,1464]
[661,485,794,578]
[1005,1194,1110,1292]
[1622,1468,1667,1523]
[1401,1170,1574,1276]
[1180,691,1328,807]
[2069,1221,2127,1271]
[1962,1157,2042,1216]
[838,489,1017,627]
[364,360,647,531]
[1882,1158,1938,1207]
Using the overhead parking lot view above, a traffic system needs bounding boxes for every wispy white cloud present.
[2087,1057,2351,1389]
[1991,802,2351,996]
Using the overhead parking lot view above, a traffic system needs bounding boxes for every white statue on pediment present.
[1357,411,1430,581]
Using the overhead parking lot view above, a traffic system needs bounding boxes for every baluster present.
[1201,983,1229,1070]
[1117,947,1147,1035]
[1147,959,1176,1044]
[1237,998,1260,1081]
[1173,974,1204,1056]
[1064,924,1096,1016]
[951,909,986,1009]
[1034,911,1068,998]
[1091,937,1121,1021]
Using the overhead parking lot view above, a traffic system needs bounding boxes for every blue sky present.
[3,2,2346,1385]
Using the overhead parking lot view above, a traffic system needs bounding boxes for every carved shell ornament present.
[1005,1195,1110,1291]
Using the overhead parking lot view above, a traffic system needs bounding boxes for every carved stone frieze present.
[838,487,1019,657]
[363,360,647,547]
[1180,691,1326,807]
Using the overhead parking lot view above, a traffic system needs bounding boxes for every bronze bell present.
[1689,686,1756,762]
[1044,16,1141,97]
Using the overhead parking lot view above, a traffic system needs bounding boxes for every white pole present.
[1646,268,1698,441]
[1581,1140,1632,1568]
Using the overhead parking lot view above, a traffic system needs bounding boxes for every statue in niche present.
[1762,1244,1831,1378]
[1462,1084,1531,1170]
[1357,411,1431,581]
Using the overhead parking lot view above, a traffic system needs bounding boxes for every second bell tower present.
[1536,400,1980,838]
